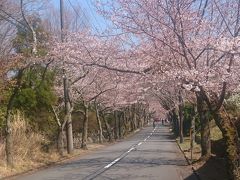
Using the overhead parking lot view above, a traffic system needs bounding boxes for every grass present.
[0,110,141,179]
[177,137,201,163]
[210,125,223,141]
[176,122,229,180]
[177,120,223,163]
[0,111,108,179]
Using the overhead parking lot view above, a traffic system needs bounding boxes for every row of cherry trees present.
[43,0,240,178]
[93,0,240,179]
[50,29,156,153]
[0,0,156,170]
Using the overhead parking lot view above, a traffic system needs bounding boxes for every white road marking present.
[129,147,135,151]
[104,158,120,168]
[127,147,135,153]
[104,163,112,168]
[104,127,156,170]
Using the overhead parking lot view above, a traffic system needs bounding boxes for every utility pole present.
[60,0,64,42]
[60,0,74,154]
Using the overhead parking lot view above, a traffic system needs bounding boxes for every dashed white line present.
[129,147,135,151]
[104,163,112,168]
[127,147,134,153]
[104,158,120,168]
[84,127,159,180]
[104,127,157,170]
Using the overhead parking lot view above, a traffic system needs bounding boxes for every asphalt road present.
[14,124,198,180]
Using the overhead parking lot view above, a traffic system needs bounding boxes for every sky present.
[51,0,108,33]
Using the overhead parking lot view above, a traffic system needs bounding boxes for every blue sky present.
[51,0,108,33]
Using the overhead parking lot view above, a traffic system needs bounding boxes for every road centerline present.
[82,127,157,180]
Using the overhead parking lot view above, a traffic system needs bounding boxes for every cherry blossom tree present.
[96,0,240,178]
[51,28,160,148]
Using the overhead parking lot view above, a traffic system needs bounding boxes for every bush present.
[14,88,37,110]
[0,111,47,167]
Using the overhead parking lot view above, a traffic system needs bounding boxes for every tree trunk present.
[131,105,137,131]
[102,113,113,142]
[193,106,197,143]
[138,105,144,128]
[66,109,73,154]
[212,108,240,180]
[143,109,148,126]
[81,102,89,149]
[125,107,131,132]
[140,117,144,128]
[178,90,184,143]
[191,105,197,144]
[122,110,128,136]
[95,103,103,143]
[171,109,179,136]
[114,111,119,140]
[63,76,73,154]
[179,107,184,143]
[5,69,24,168]
[196,94,211,159]
[143,109,146,126]
[136,105,140,129]
[129,108,134,131]
[57,127,64,156]
[199,83,240,178]
[5,110,13,168]
[118,112,122,138]
[51,105,66,156]
[133,106,137,129]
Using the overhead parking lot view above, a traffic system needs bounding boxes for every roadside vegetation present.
[174,99,240,180]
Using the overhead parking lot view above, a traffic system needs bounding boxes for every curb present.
[176,140,201,180]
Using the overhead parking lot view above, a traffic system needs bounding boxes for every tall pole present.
[60,0,64,42]
[60,0,74,154]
